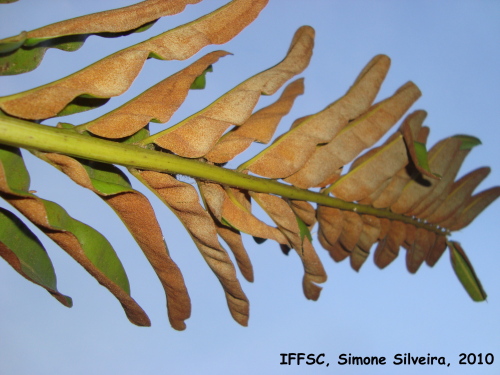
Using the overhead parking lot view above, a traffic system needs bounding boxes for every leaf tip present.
[453,134,482,150]
[448,241,487,302]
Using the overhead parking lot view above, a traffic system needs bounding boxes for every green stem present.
[0,115,449,235]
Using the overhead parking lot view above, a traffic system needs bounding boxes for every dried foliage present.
[0,0,498,331]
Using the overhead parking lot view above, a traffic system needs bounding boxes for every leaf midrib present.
[0,115,450,237]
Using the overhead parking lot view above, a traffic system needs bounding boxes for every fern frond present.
[0,1,497,330]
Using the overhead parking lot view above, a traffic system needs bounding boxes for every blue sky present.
[1,1,499,374]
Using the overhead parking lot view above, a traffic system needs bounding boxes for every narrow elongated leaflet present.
[0,145,150,326]
[199,181,289,244]
[239,55,390,181]
[250,192,327,300]
[448,241,487,301]
[0,0,269,119]
[79,51,229,139]
[0,0,203,75]
[34,142,191,330]
[426,167,490,224]
[285,81,421,187]
[132,169,250,326]
[0,207,72,307]
[205,78,305,163]
[145,25,314,158]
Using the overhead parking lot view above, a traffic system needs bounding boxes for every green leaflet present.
[80,160,133,195]
[40,199,129,292]
[121,128,151,144]
[0,142,30,192]
[0,145,138,306]
[23,151,129,290]
[32,128,191,330]
[0,32,26,54]
[413,141,433,175]
[0,207,72,307]
[0,35,87,76]
[448,241,487,302]
[190,65,213,89]
[454,135,482,150]
[55,96,111,117]
[296,214,312,247]
[52,124,137,195]
[31,142,132,196]
[0,0,18,4]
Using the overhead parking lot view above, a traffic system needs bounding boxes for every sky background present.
[1,1,499,374]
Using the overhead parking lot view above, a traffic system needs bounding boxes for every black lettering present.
[352,356,363,365]
[459,353,494,365]
[297,353,305,365]
[306,353,315,365]
[467,353,476,365]
[280,353,287,365]
[459,353,466,365]
[280,353,330,366]
[338,354,347,365]
[316,354,325,365]
[373,356,386,365]
[394,354,403,365]
[337,353,386,365]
